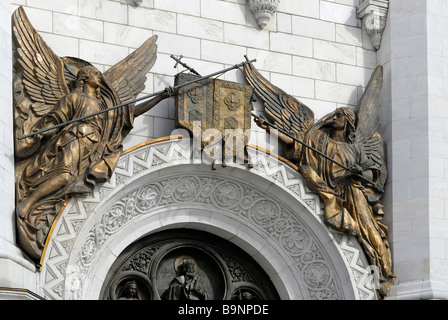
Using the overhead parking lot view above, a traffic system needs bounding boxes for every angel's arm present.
[30,97,70,140]
[32,115,59,139]
[351,165,374,184]
[350,144,378,184]
[255,115,294,145]
[132,87,175,118]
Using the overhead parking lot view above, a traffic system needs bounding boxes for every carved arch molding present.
[39,137,377,300]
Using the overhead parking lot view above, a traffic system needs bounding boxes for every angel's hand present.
[350,164,363,176]
[163,86,175,98]
[32,129,43,140]
[256,116,268,129]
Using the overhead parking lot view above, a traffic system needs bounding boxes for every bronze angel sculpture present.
[244,62,396,297]
[12,7,172,263]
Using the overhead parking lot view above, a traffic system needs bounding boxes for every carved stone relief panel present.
[100,230,279,300]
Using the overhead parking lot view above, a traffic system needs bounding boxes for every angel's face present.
[332,108,346,130]
[87,69,102,88]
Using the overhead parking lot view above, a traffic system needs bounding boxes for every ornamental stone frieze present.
[357,0,389,50]
[38,138,378,300]
[248,0,280,29]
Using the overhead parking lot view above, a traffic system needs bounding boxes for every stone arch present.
[38,137,377,300]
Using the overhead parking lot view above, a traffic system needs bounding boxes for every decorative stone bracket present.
[357,0,389,51]
[248,0,280,29]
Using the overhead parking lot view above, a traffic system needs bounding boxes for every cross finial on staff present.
[170,55,201,76]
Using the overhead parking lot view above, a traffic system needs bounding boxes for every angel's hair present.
[337,107,356,143]
[75,65,101,99]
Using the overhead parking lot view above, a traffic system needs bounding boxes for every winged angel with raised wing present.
[12,7,173,262]
[244,62,396,297]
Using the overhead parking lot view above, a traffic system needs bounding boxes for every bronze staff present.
[251,112,376,186]
[18,58,257,141]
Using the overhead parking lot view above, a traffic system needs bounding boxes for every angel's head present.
[74,65,102,99]
[332,107,356,143]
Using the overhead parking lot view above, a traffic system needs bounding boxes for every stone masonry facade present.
[1,0,448,299]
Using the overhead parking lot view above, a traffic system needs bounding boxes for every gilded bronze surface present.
[245,62,396,297]
[13,7,172,263]
[174,73,253,167]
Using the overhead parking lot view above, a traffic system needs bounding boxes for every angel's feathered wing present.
[103,35,158,108]
[12,6,71,161]
[243,62,314,161]
[12,6,69,111]
[354,65,387,194]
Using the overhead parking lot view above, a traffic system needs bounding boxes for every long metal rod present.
[251,113,375,186]
[18,58,257,140]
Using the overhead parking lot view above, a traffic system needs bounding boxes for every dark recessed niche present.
[100,229,279,300]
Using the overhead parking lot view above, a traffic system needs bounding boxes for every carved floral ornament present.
[39,139,378,300]
[248,0,280,29]
[248,0,389,50]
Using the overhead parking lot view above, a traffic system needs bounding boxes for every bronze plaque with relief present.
[174,73,253,162]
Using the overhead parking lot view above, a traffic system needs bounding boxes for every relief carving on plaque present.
[244,61,396,298]
[174,72,253,169]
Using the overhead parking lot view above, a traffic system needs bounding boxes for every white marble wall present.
[0,0,36,297]
[379,0,448,299]
[427,0,448,298]
[4,0,379,298]
[12,0,448,300]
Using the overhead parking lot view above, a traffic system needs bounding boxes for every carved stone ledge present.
[357,0,389,50]
[248,0,280,29]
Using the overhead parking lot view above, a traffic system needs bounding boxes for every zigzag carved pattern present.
[39,138,375,300]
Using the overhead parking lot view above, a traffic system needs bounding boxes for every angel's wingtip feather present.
[14,6,28,23]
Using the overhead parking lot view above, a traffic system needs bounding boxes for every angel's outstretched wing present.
[13,6,69,116]
[13,6,70,159]
[103,35,158,107]
[243,61,314,161]
[354,66,387,193]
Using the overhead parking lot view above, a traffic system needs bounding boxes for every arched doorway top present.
[38,136,377,300]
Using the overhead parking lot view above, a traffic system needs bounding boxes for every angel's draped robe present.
[16,91,133,261]
[299,124,395,285]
